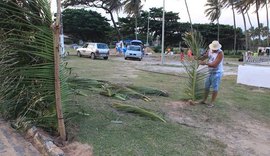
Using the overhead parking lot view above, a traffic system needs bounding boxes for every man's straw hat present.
[209,40,222,50]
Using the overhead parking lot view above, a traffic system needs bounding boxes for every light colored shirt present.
[208,49,223,73]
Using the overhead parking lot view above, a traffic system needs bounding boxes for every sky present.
[52,0,268,30]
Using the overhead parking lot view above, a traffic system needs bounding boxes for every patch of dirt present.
[165,101,270,156]
[163,101,201,128]
[62,142,93,156]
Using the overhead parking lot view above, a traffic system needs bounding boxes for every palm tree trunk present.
[266,0,269,46]
[108,10,122,41]
[135,15,138,40]
[231,0,237,54]
[256,0,262,45]
[55,0,66,141]
[241,8,248,50]
[247,11,253,28]
[217,18,220,41]
[184,0,193,32]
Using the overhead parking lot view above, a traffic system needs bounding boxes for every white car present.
[77,42,109,60]
[124,45,143,61]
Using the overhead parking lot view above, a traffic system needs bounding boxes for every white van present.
[77,42,110,60]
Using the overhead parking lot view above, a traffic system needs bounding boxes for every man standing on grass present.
[199,40,224,108]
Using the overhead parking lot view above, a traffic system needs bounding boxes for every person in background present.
[199,40,224,108]
[180,48,184,61]
[166,48,171,55]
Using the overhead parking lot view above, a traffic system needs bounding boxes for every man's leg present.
[202,89,210,103]
[208,72,222,107]
[201,74,211,104]
[210,91,218,104]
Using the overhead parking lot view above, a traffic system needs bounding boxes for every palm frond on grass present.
[68,78,168,101]
[181,31,208,101]
[112,103,166,123]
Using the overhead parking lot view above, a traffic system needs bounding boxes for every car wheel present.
[104,56,108,60]
[91,53,95,60]
[125,57,127,60]
[138,58,141,61]
[77,51,81,57]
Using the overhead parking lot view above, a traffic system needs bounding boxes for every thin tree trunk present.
[54,0,66,141]
[217,0,220,41]
[108,10,122,41]
[266,0,269,46]
[217,18,220,41]
[135,15,138,40]
[184,0,193,32]
[246,11,253,49]
[247,11,253,28]
[256,0,262,45]
[241,8,248,50]
[231,0,237,54]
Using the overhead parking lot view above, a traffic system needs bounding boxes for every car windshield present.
[97,43,108,49]
[128,46,141,51]
[131,41,142,46]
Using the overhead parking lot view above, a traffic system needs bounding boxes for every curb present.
[26,126,65,156]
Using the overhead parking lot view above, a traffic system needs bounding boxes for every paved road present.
[111,54,239,76]
[0,119,41,156]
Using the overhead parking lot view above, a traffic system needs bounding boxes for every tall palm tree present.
[205,0,222,41]
[255,0,263,45]
[221,0,237,53]
[242,0,265,46]
[262,0,269,46]
[106,0,124,40]
[124,0,144,39]
[235,0,249,50]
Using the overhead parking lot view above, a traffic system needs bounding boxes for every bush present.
[152,46,161,53]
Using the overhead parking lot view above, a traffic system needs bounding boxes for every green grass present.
[66,55,270,155]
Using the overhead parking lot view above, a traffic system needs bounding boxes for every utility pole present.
[161,0,165,64]
[54,0,66,141]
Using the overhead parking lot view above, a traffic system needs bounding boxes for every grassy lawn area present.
[65,55,270,156]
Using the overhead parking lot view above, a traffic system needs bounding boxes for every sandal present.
[207,104,214,108]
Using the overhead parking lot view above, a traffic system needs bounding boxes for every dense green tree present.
[117,7,244,49]
[63,0,124,40]
[205,0,222,41]
[194,23,244,50]
[119,6,184,55]
[62,9,112,42]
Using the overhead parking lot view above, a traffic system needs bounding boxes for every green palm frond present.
[182,31,208,101]
[0,0,72,131]
[112,103,166,122]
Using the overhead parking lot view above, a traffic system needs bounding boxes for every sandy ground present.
[164,101,270,156]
